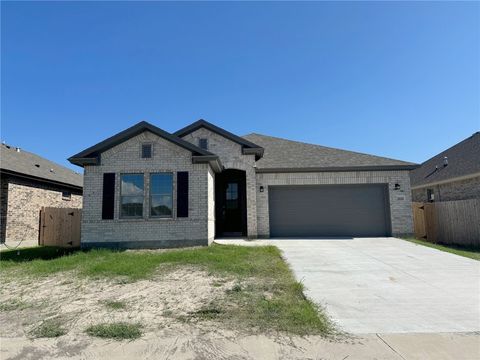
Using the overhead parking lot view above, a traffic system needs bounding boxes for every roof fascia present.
[411,171,480,189]
[256,165,419,173]
[68,121,213,167]
[0,169,83,191]
[174,120,264,154]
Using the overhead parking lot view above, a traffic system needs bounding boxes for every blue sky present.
[2,1,479,171]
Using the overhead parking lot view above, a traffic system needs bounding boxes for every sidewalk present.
[1,332,479,359]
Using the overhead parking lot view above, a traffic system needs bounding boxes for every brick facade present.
[81,131,211,248]
[181,128,258,238]
[411,175,480,202]
[80,127,415,247]
[0,176,82,246]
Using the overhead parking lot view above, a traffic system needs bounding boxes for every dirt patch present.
[0,267,235,339]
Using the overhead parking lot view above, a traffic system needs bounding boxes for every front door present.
[223,182,241,233]
[215,170,247,237]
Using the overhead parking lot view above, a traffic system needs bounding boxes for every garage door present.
[268,184,390,237]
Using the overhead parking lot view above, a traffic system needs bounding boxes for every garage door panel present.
[268,184,390,237]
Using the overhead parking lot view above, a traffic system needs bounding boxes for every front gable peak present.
[68,121,222,172]
[174,119,264,160]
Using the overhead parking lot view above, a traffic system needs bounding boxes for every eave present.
[255,164,419,173]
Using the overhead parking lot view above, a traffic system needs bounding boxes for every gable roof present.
[410,132,480,188]
[242,133,418,172]
[1,143,83,189]
[174,119,264,160]
[69,121,222,171]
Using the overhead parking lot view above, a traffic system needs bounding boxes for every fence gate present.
[412,199,480,247]
[39,207,81,247]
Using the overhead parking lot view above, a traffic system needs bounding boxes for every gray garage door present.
[268,184,391,237]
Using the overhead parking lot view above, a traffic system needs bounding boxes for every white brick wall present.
[255,170,414,237]
[81,131,210,247]
[82,127,414,247]
[181,128,258,238]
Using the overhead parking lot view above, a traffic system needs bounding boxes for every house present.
[410,132,480,203]
[0,143,83,247]
[69,120,417,249]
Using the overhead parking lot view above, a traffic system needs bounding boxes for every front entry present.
[215,169,247,237]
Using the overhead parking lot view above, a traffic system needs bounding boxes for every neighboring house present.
[69,119,417,249]
[410,132,480,203]
[0,143,83,247]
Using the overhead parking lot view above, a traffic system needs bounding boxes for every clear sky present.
[2,1,479,171]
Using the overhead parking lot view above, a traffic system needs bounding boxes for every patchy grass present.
[86,322,142,340]
[191,305,223,320]
[1,245,292,280]
[31,319,67,338]
[0,299,30,312]
[0,246,76,262]
[404,238,480,261]
[103,300,127,310]
[1,244,334,335]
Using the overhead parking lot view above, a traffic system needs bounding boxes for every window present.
[121,174,144,217]
[225,182,238,209]
[427,189,435,202]
[62,191,72,201]
[141,144,152,158]
[150,173,173,217]
[199,138,208,150]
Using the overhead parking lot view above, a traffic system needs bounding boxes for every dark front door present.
[215,170,247,237]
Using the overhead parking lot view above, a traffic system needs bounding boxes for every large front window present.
[150,173,173,217]
[121,174,144,218]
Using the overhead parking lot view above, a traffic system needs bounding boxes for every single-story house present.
[69,120,417,249]
[0,143,83,247]
[410,132,480,202]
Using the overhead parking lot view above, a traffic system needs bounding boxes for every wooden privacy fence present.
[39,207,81,248]
[412,199,480,247]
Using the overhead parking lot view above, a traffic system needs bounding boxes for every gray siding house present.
[69,120,417,248]
[410,132,480,202]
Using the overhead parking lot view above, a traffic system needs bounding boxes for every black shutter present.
[102,173,115,220]
[177,172,189,218]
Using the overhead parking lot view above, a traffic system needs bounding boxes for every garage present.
[268,184,391,237]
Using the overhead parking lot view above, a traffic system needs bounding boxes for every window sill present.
[118,217,144,222]
[108,217,191,222]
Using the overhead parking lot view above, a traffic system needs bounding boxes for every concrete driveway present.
[271,237,480,334]
[216,237,480,334]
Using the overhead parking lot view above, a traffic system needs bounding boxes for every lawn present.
[0,244,333,338]
[403,238,480,261]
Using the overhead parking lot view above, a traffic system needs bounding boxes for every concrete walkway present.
[215,237,480,334]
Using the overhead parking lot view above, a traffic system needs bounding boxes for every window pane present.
[226,183,238,200]
[199,138,208,150]
[121,196,143,217]
[121,174,144,195]
[151,195,172,216]
[142,144,152,158]
[150,173,173,195]
[150,173,173,217]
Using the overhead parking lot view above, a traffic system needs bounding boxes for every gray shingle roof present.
[410,132,480,187]
[1,143,83,188]
[242,133,417,171]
